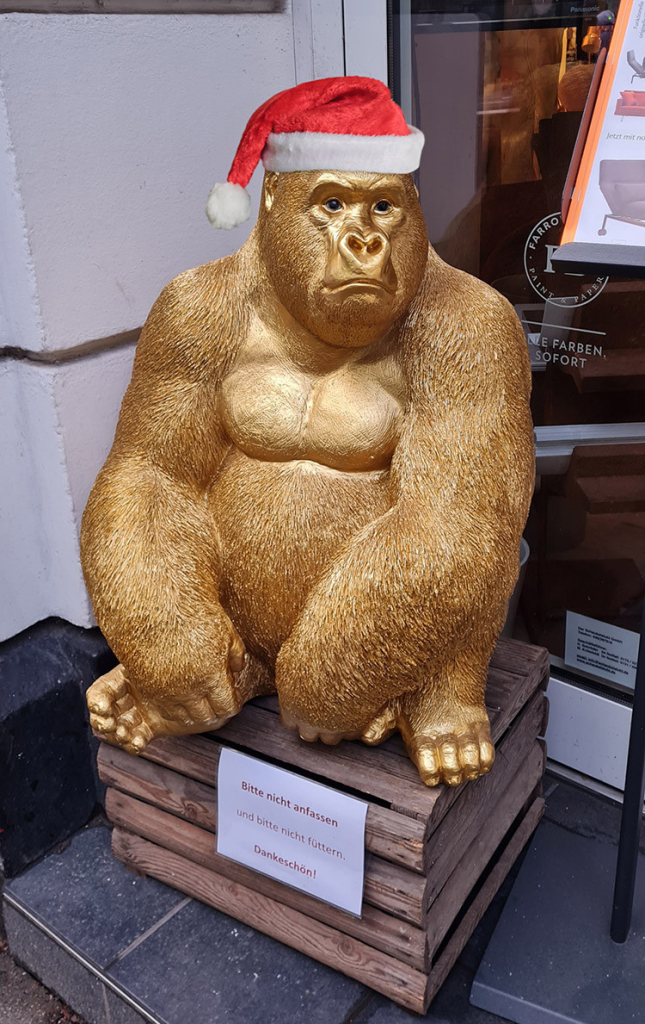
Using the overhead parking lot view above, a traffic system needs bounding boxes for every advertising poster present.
[561,0,645,248]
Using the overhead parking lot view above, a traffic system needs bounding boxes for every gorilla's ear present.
[263,172,279,213]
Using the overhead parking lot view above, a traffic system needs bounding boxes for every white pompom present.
[205,181,251,230]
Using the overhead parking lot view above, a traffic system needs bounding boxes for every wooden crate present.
[99,638,549,1014]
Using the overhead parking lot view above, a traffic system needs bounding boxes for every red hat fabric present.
[206,76,424,229]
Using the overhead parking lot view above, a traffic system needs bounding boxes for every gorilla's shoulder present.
[409,250,524,347]
[420,252,518,323]
[135,251,251,372]
[156,251,248,311]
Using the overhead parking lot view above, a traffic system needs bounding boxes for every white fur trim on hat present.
[262,125,424,174]
[205,181,252,230]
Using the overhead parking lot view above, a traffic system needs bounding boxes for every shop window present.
[391,0,644,696]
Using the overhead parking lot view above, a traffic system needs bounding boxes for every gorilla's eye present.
[374,200,392,214]
[324,198,343,212]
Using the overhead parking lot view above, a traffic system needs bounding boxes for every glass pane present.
[393,0,644,692]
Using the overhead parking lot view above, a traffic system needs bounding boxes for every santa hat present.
[206,76,424,229]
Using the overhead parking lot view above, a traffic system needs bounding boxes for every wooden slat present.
[567,442,645,477]
[403,648,548,831]
[137,734,427,873]
[99,638,548,1013]
[215,705,433,815]
[99,744,426,926]
[106,789,427,970]
[423,796,545,1011]
[423,691,546,885]
[208,641,548,824]
[120,640,548,860]
[112,829,429,1015]
[364,858,425,926]
[488,637,548,676]
[426,741,545,956]
[99,744,216,831]
[567,347,645,392]
[365,806,426,873]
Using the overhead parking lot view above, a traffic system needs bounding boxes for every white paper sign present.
[565,611,640,689]
[216,748,368,915]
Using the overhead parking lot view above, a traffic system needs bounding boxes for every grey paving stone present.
[0,933,75,1024]
[4,903,108,1024]
[5,826,185,968]
[107,894,367,1024]
[104,988,152,1024]
[471,819,645,1024]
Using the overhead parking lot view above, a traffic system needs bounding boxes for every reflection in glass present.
[393,1,643,690]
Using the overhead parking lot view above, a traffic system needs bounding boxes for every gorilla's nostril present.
[347,235,363,254]
[366,238,383,255]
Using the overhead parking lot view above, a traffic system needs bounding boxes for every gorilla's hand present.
[88,612,246,754]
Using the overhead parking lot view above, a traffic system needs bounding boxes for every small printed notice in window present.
[565,611,640,689]
[216,748,368,916]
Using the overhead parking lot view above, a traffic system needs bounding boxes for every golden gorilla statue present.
[81,83,534,788]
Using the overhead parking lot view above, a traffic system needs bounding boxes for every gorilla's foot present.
[279,708,361,745]
[88,666,153,753]
[87,664,235,755]
[398,698,494,787]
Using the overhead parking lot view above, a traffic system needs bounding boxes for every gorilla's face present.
[258,170,428,348]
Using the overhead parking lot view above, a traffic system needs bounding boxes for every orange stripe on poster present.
[561,0,633,244]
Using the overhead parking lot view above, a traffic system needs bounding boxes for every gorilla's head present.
[258,170,428,348]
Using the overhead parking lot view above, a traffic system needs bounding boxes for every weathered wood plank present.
[215,705,433,815]
[390,646,548,826]
[217,641,548,821]
[100,744,426,925]
[106,788,428,970]
[423,691,547,885]
[119,642,547,862]
[112,829,429,1015]
[423,796,545,1011]
[98,744,217,831]
[425,741,546,956]
[137,735,427,873]
[99,638,548,1012]
[490,637,549,676]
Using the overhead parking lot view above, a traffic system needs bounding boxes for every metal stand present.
[611,602,645,942]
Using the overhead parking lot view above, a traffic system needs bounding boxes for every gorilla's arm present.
[276,268,534,732]
[81,260,245,706]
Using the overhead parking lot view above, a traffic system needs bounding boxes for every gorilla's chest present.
[220,358,404,472]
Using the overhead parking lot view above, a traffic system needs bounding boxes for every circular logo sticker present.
[523,212,608,307]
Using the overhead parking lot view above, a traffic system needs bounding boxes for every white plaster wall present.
[0,346,138,640]
[0,81,43,352]
[343,0,388,83]
[0,10,296,354]
[1,361,88,637]
[0,1,351,642]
